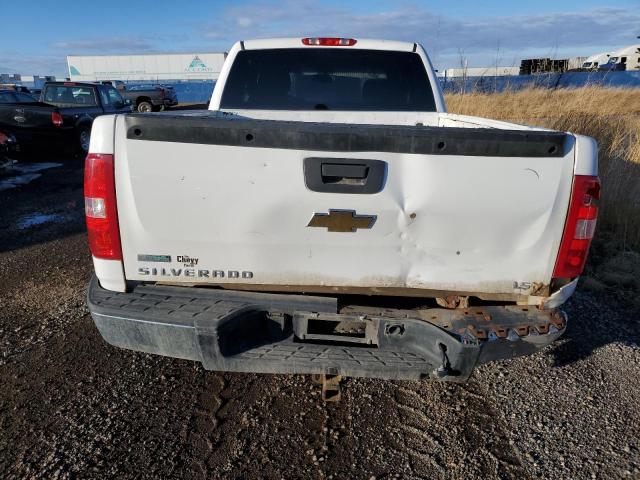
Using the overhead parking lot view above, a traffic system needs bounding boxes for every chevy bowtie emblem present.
[307,210,376,233]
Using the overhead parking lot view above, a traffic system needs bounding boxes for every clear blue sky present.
[1,0,638,76]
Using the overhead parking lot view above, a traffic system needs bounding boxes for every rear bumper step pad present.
[87,276,566,381]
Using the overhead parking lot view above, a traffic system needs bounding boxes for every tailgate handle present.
[304,157,386,194]
[321,163,368,180]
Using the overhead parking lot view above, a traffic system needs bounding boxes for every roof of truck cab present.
[240,37,418,52]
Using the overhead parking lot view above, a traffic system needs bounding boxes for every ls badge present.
[307,209,376,233]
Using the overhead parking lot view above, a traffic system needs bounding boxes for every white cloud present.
[0,34,188,75]
[199,3,640,68]
[0,54,67,77]
[236,17,253,28]
[52,37,153,52]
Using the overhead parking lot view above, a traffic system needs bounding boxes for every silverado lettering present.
[138,267,253,279]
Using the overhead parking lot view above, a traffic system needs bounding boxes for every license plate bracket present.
[293,313,380,346]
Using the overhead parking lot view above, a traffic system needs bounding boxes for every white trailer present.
[66,53,227,82]
[439,66,520,78]
[581,52,611,70]
[599,45,640,71]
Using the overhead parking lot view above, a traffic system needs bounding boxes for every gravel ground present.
[0,158,639,479]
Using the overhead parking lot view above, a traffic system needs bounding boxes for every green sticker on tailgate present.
[137,254,172,263]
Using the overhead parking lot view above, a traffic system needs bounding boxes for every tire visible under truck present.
[86,275,566,381]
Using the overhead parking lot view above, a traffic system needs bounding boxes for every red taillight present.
[0,132,7,144]
[302,37,357,46]
[51,111,63,127]
[84,153,122,260]
[553,175,601,278]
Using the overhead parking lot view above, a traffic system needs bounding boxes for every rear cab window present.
[98,86,124,107]
[0,92,16,103]
[220,48,436,111]
[15,92,37,103]
[43,85,98,107]
[107,87,124,105]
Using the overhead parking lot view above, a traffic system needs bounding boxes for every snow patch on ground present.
[16,213,68,230]
[0,162,63,191]
[0,173,43,191]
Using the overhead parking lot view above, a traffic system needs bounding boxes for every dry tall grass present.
[446,87,640,253]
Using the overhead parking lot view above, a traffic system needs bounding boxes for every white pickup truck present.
[85,37,600,381]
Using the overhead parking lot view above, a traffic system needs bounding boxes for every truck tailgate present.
[114,113,575,299]
[0,102,56,130]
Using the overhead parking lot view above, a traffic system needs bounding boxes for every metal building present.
[66,53,227,82]
[0,73,59,88]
